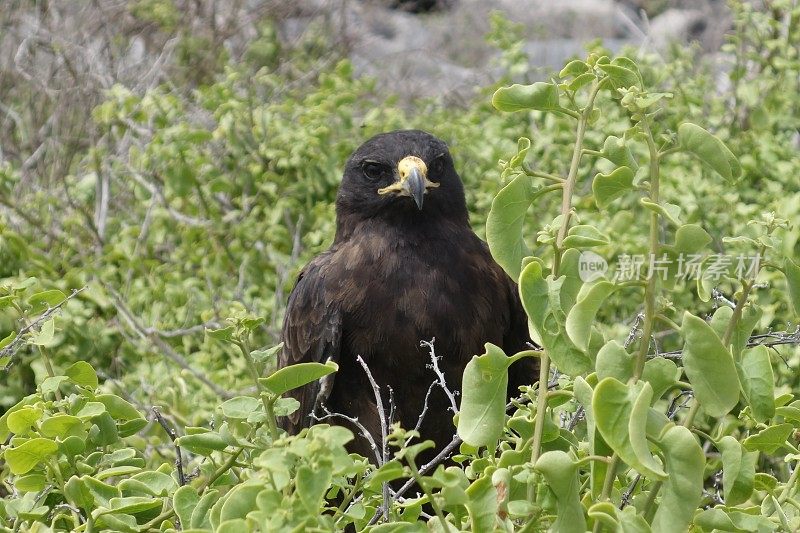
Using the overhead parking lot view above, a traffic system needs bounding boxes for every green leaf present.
[709,304,762,358]
[190,489,219,529]
[4,438,59,475]
[737,345,775,423]
[40,414,83,438]
[176,432,229,455]
[83,476,122,507]
[465,476,497,533]
[218,483,262,522]
[108,496,162,515]
[457,343,514,447]
[65,361,99,389]
[639,199,682,226]
[651,426,704,533]
[784,257,800,317]
[565,281,616,351]
[694,508,779,532]
[743,423,793,453]
[0,330,16,350]
[30,318,55,346]
[717,436,756,506]
[259,361,338,396]
[492,82,561,112]
[486,174,554,279]
[173,486,200,528]
[41,375,67,396]
[250,343,283,363]
[519,261,592,376]
[27,289,67,313]
[65,476,94,509]
[680,311,739,417]
[128,471,177,497]
[595,340,632,382]
[592,166,635,209]
[7,406,43,435]
[296,465,332,513]
[559,60,590,79]
[534,451,586,533]
[587,502,619,530]
[561,225,610,249]
[641,358,679,403]
[205,326,235,341]
[598,63,640,88]
[673,224,712,254]
[678,123,741,181]
[220,396,262,419]
[568,72,595,91]
[15,473,46,492]
[95,394,143,421]
[593,378,667,480]
[601,136,639,170]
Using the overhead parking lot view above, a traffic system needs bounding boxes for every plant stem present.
[553,80,602,273]
[591,454,620,533]
[528,354,551,501]
[632,118,661,382]
[530,80,602,503]
[778,462,800,504]
[237,339,280,441]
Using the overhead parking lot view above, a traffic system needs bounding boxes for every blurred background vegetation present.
[0,0,798,428]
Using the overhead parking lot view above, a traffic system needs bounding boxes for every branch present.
[1,287,86,368]
[151,407,186,486]
[356,354,391,521]
[420,338,459,415]
[103,285,233,399]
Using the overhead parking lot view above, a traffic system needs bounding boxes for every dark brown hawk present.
[278,130,537,459]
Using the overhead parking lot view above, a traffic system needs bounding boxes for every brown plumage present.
[279,130,537,458]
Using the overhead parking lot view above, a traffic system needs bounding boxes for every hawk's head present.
[335,130,468,232]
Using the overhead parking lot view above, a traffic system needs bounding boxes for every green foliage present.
[2,1,800,531]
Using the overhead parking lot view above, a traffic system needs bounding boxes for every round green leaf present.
[592,166,635,209]
[4,438,59,475]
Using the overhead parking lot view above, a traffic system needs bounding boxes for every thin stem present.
[531,80,603,503]
[632,118,661,382]
[779,463,800,504]
[553,80,602,272]
[521,163,566,183]
[592,454,621,533]
[237,339,279,441]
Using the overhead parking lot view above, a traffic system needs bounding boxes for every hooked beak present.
[403,165,426,210]
[377,155,439,210]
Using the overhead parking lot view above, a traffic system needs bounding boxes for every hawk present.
[279,130,536,458]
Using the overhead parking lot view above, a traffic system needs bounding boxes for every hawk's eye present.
[429,155,446,180]
[362,161,389,182]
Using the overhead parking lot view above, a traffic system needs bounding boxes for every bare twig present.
[152,407,186,486]
[420,338,459,414]
[356,355,391,521]
[311,406,382,465]
[104,285,233,399]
